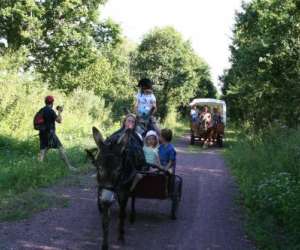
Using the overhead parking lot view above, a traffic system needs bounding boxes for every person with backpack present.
[35,95,76,171]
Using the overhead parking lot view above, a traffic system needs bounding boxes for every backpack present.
[33,108,46,131]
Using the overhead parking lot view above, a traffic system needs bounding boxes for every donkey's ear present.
[92,127,105,149]
[85,148,95,162]
[117,128,132,145]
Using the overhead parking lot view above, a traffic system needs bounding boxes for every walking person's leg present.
[38,148,48,162]
[38,132,49,162]
[50,132,76,171]
[58,146,76,171]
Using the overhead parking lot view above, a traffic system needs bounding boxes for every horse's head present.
[86,127,132,205]
[87,127,141,250]
[200,113,211,131]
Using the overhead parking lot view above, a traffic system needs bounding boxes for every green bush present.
[225,128,300,249]
[0,70,118,195]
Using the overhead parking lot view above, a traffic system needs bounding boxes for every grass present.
[0,78,120,222]
[223,126,300,250]
[0,134,94,193]
[0,133,95,222]
[0,190,69,222]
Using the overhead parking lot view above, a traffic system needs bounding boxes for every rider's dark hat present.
[138,78,153,88]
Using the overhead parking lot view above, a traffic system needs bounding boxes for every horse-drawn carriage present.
[130,163,182,221]
[86,114,183,250]
[131,112,182,220]
[189,98,226,147]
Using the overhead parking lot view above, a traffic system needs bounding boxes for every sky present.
[101,0,247,91]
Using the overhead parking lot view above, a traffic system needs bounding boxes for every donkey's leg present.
[118,193,129,243]
[130,196,136,224]
[100,203,111,250]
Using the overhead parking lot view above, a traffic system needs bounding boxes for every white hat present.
[144,130,158,141]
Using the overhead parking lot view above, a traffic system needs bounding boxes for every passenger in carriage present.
[212,107,223,127]
[107,113,143,145]
[158,129,176,174]
[130,129,163,192]
[190,105,199,122]
[143,130,162,170]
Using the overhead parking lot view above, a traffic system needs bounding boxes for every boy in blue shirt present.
[158,128,176,173]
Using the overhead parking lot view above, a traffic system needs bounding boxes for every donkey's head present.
[86,127,144,250]
[86,127,132,204]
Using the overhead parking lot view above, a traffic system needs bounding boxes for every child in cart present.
[143,130,162,171]
[158,128,176,174]
[130,130,164,191]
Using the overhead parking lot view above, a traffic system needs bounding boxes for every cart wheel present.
[190,134,195,145]
[170,176,182,220]
[171,196,179,220]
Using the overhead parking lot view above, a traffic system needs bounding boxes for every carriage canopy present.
[189,98,226,125]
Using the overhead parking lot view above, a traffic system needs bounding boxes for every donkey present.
[86,126,145,250]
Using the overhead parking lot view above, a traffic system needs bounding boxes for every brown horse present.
[86,127,145,250]
[206,123,225,146]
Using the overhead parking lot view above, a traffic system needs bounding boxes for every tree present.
[0,0,125,93]
[222,0,300,128]
[131,26,215,119]
[0,0,43,50]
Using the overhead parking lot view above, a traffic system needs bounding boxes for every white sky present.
[101,0,246,91]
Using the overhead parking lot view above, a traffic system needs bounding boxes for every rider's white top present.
[136,91,156,117]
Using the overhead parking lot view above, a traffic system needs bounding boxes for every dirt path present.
[0,134,256,250]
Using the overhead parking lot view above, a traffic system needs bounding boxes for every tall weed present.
[224,127,300,249]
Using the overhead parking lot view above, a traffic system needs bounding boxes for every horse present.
[196,112,212,144]
[204,118,225,147]
[86,127,146,250]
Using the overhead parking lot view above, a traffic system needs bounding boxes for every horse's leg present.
[209,128,213,144]
[204,128,211,146]
[118,192,129,243]
[100,202,111,250]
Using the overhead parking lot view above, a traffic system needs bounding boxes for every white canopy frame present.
[189,98,226,125]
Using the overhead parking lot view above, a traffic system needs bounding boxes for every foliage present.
[131,26,216,120]
[222,0,300,129]
[224,127,300,249]
[0,0,120,91]
[100,38,137,117]
[0,0,43,50]
[0,61,119,196]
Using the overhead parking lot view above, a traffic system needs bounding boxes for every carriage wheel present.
[171,196,179,220]
[170,176,182,220]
